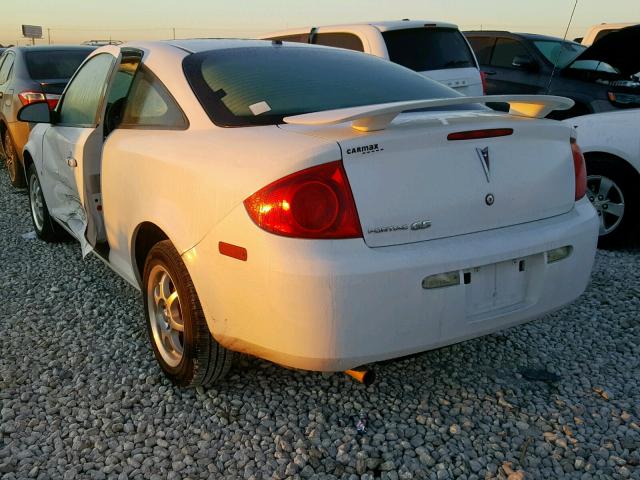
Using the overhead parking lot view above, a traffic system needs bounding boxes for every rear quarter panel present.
[100,126,339,285]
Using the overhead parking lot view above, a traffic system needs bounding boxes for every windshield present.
[533,40,586,68]
[183,46,462,127]
[25,49,93,80]
[382,28,476,71]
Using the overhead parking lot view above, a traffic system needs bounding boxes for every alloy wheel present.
[587,174,625,236]
[29,173,45,232]
[147,265,185,367]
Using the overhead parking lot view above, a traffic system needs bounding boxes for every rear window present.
[183,46,461,127]
[382,28,476,72]
[466,36,495,65]
[268,33,309,43]
[25,49,92,80]
[315,33,364,52]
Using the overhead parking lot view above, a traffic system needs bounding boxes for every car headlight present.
[608,92,640,105]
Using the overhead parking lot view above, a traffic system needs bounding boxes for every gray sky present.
[1,0,639,46]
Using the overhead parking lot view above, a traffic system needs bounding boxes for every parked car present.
[18,40,598,387]
[578,22,638,46]
[464,27,640,118]
[565,110,640,247]
[262,20,484,96]
[0,45,94,187]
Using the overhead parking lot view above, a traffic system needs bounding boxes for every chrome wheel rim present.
[147,265,184,367]
[587,175,625,236]
[4,135,17,182]
[29,173,45,232]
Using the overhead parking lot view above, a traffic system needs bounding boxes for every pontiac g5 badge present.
[476,147,491,183]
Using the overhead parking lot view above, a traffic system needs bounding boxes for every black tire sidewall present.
[142,241,199,386]
[587,158,639,247]
[27,164,55,239]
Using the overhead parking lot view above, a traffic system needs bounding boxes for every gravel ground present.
[0,166,639,480]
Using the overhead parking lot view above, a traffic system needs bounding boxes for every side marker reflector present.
[218,242,248,261]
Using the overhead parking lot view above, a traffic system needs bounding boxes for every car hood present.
[569,24,640,76]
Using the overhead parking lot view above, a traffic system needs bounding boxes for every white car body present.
[261,20,484,96]
[22,40,598,374]
[564,110,640,240]
[580,23,638,46]
[567,110,640,171]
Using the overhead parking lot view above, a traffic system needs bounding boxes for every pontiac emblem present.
[476,147,491,183]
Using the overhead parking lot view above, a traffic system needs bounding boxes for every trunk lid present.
[280,112,575,247]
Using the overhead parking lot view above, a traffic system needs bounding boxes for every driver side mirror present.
[512,55,538,71]
[17,102,56,124]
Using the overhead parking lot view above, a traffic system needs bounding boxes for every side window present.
[119,66,186,129]
[268,33,309,43]
[0,53,15,84]
[467,37,495,65]
[58,53,115,126]
[490,38,529,68]
[314,33,364,52]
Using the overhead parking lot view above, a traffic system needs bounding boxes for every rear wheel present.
[3,130,25,188]
[586,157,639,248]
[143,240,234,387]
[27,163,62,242]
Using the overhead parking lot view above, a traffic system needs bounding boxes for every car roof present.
[161,38,306,53]
[464,31,581,43]
[13,45,96,52]
[358,20,458,31]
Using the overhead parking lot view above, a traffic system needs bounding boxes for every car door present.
[484,37,543,94]
[41,47,121,255]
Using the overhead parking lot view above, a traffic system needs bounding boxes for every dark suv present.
[0,45,94,187]
[464,27,640,119]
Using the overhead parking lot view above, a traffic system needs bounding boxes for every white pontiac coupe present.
[18,40,599,387]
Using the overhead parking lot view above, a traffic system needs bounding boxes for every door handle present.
[66,157,77,168]
[484,71,497,76]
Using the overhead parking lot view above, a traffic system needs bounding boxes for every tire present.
[3,130,25,188]
[143,240,234,387]
[586,157,639,249]
[27,163,62,242]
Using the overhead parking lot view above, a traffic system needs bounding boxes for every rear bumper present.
[184,198,598,371]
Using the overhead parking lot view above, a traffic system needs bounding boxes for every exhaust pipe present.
[345,368,375,386]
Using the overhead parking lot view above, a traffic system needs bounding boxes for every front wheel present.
[143,240,234,387]
[586,158,639,248]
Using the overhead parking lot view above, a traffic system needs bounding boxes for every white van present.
[262,20,484,96]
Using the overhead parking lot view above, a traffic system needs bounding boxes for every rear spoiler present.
[283,95,574,132]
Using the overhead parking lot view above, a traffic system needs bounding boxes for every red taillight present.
[480,71,488,95]
[447,128,513,141]
[18,91,46,105]
[18,91,59,110]
[46,95,60,110]
[571,138,587,201]
[244,161,362,239]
